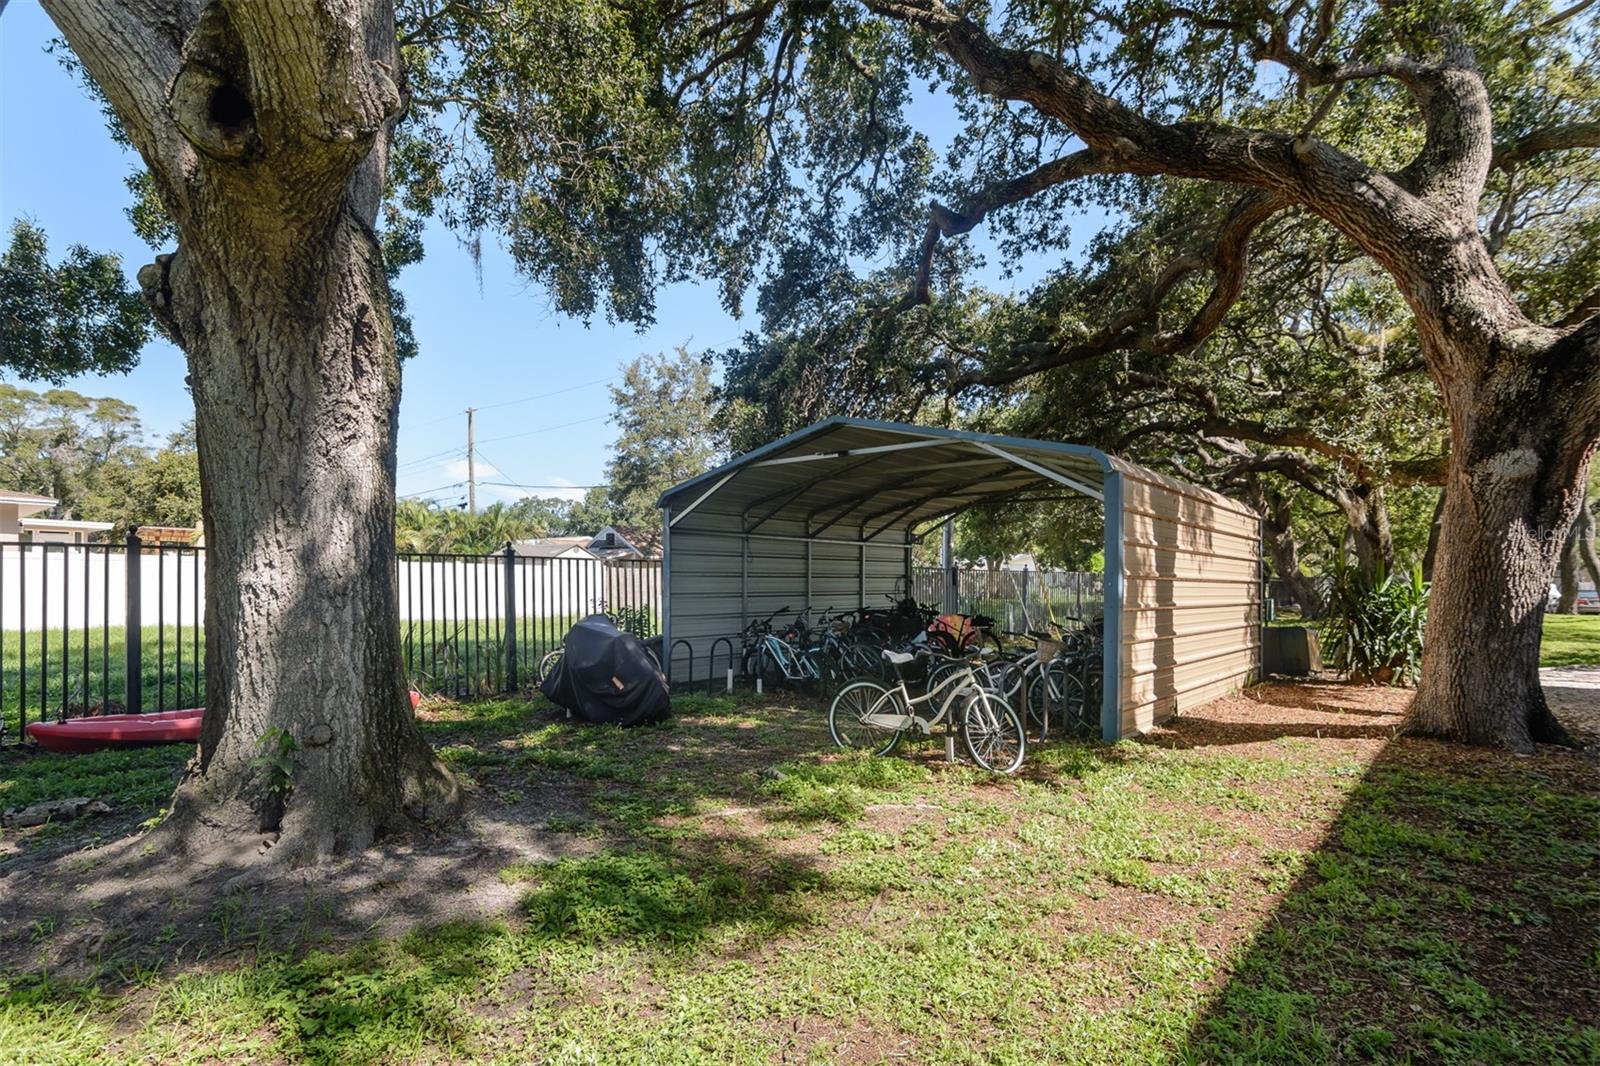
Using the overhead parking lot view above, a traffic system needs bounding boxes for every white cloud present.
[425,459,589,503]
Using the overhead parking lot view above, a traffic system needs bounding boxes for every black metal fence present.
[1,538,660,746]
[911,566,1104,632]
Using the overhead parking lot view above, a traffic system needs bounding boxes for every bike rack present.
[707,637,736,695]
[669,639,695,691]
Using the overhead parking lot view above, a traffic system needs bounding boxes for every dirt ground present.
[2,676,1596,980]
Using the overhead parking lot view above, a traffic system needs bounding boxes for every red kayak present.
[27,707,203,754]
[25,690,423,754]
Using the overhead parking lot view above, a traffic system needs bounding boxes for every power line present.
[399,481,465,499]
[471,444,600,496]
[476,375,618,411]
[480,481,604,491]
[474,413,608,447]
[396,444,466,471]
[395,378,615,467]
[401,375,617,436]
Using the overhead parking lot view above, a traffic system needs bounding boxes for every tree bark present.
[45,0,459,867]
[1405,320,1600,751]
[1422,489,1445,582]
[1247,480,1325,618]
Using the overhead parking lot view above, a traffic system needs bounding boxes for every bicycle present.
[741,607,823,690]
[1023,619,1104,738]
[828,648,1026,774]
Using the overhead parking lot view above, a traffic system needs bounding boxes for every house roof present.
[20,518,114,532]
[510,537,598,559]
[0,490,59,519]
[591,524,663,558]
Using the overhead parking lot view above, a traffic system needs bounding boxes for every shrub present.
[1319,559,1428,684]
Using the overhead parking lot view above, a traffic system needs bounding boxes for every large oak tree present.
[40,0,458,866]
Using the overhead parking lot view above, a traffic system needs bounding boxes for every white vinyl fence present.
[0,544,661,630]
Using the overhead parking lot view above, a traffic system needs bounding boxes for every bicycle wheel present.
[962,688,1026,774]
[1057,667,1094,737]
[926,657,967,698]
[537,648,563,683]
[1024,661,1062,736]
[829,681,905,755]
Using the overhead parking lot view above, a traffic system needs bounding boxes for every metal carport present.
[658,417,1263,740]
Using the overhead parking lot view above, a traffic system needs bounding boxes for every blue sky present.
[1,1,1103,508]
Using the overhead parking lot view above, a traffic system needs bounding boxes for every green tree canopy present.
[0,219,150,382]
[603,348,718,528]
[0,382,143,511]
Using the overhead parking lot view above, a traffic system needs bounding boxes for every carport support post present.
[940,520,956,613]
[661,508,673,684]
[1101,472,1124,743]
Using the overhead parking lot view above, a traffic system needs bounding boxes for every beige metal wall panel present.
[1122,604,1262,640]
[1123,544,1261,583]
[1123,576,1263,608]
[1121,658,1254,734]
[1117,468,1261,735]
[666,501,909,683]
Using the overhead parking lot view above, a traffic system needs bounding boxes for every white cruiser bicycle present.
[828,648,1026,774]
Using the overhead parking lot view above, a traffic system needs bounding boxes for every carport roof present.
[659,417,1235,541]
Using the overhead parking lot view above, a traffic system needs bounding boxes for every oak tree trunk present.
[1252,481,1325,618]
[1406,323,1599,751]
[156,221,459,863]
[1558,530,1580,613]
[1573,486,1600,592]
[43,0,460,868]
[1337,483,1394,575]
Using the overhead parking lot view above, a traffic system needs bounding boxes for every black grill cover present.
[539,615,671,726]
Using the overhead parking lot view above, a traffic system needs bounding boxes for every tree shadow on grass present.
[0,693,841,977]
[1179,725,1600,1063]
[0,695,858,1061]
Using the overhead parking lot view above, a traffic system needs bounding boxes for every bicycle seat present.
[882,649,915,666]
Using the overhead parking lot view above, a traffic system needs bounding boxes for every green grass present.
[1,625,206,740]
[1539,613,1600,667]
[1,690,1595,1064]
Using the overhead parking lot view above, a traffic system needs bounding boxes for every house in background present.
[509,537,599,562]
[0,490,113,545]
[136,526,202,548]
[586,525,662,561]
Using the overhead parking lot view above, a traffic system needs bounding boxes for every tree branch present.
[1493,121,1600,171]
[858,0,1467,304]
[898,148,1114,309]
[947,190,1286,389]
[39,0,192,170]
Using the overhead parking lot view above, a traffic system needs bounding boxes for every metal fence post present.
[124,532,142,714]
[503,542,518,692]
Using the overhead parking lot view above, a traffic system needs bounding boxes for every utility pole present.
[466,407,477,515]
